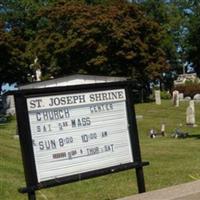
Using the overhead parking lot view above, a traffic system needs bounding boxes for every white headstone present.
[161,124,165,136]
[179,93,184,101]
[186,104,195,126]
[36,68,42,82]
[155,90,161,105]
[189,100,195,113]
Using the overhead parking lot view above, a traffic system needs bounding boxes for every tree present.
[141,1,185,69]
[0,0,57,40]
[29,1,169,86]
[0,20,28,91]
[131,0,194,90]
[0,0,58,89]
[181,1,200,75]
[0,0,170,97]
[186,10,200,75]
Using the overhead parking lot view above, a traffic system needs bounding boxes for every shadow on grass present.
[187,134,200,139]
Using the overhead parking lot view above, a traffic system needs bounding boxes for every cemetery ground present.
[1,100,200,200]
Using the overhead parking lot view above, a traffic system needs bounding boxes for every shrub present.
[160,91,171,99]
[149,90,171,101]
[173,83,200,98]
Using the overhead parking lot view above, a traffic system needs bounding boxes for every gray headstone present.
[194,94,200,101]
[184,96,191,101]
[179,93,184,101]
[3,95,16,115]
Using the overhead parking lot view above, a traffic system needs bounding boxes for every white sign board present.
[27,89,133,182]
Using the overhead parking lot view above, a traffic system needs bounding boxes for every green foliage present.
[150,90,171,101]
[0,0,170,89]
[29,1,169,83]
[140,0,186,74]
[0,1,56,88]
[160,90,171,99]
[2,0,200,94]
[186,13,200,75]
[0,20,29,86]
[171,0,200,76]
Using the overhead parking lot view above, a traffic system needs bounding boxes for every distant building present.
[3,74,128,115]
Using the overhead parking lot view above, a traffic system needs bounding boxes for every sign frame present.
[14,81,149,199]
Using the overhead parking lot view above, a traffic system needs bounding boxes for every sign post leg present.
[28,191,36,200]
[136,167,146,193]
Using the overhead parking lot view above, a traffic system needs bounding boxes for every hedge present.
[173,83,200,98]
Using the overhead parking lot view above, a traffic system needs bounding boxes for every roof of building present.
[18,74,128,90]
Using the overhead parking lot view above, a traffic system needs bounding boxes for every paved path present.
[117,180,200,200]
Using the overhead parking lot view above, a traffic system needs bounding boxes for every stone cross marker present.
[186,100,196,126]
[155,90,161,105]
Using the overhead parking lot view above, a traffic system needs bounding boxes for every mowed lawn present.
[1,100,200,200]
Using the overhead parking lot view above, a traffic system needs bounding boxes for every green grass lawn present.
[1,100,200,200]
